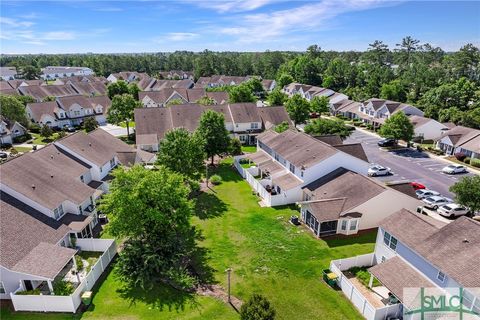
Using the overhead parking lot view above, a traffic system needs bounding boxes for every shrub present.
[29,124,41,133]
[464,157,471,164]
[209,174,222,185]
[75,255,84,271]
[455,153,466,161]
[240,294,276,320]
[366,124,374,130]
[470,158,480,168]
[52,280,74,296]
[16,289,41,295]
[12,133,32,143]
[229,138,242,156]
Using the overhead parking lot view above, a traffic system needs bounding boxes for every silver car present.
[415,189,440,199]
[422,196,452,210]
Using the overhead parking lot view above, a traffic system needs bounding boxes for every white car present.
[438,203,469,218]
[415,189,440,199]
[442,164,467,174]
[422,196,453,210]
[368,165,391,177]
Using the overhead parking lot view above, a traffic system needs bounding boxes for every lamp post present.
[226,267,232,303]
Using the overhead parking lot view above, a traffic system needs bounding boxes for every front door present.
[23,280,33,291]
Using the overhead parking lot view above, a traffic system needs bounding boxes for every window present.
[349,220,358,231]
[0,282,5,294]
[110,158,115,168]
[78,205,83,214]
[53,204,64,220]
[437,271,445,282]
[341,220,347,231]
[80,175,84,183]
[289,163,295,173]
[301,171,304,177]
[251,123,259,129]
[383,231,398,251]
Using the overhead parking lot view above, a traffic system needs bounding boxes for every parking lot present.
[345,130,476,198]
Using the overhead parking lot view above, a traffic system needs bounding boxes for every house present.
[261,79,277,92]
[7,79,44,89]
[69,80,107,96]
[329,209,480,320]
[234,130,370,207]
[282,82,348,104]
[0,118,27,146]
[139,88,228,107]
[26,96,111,128]
[134,103,292,151]
[435,125,480,159]
[194,75,250,88]
[408,115,449,141]
[0,81,17,96]
[298,168,421,237]
[41,66,94,80]
[158,70,194,80]
[106,71,150,84]
[146,79,194,91]
[354,98,424,128]
[330,99,362,119]
[18,84,78,102]
[0,67,17,81]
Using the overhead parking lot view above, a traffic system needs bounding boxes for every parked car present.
[410,182,426,190]
[63,124,76,133]
[438,204,469,218]
[0,151,7,159]
[377,138,396,147]
[422,196,453,210]
[368,165,392,177]
[442,164,467,174]
[415,189,440,199]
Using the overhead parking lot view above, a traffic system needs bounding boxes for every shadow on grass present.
[323,230,377,248]
[194,192,228,220]
[211,163,243,183]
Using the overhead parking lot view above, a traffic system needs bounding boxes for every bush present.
[229,138,242,156]
[29,123,41,133]
[209,174,222,185]
[12,133,32,143]
[455,153,466,161]
[240,294,276,320]
[75,255,84,271]
[16,289,41,295]
[464,157,471,164]
[52,280,74,296]
[470,158,480,168]
[366,124,374,131]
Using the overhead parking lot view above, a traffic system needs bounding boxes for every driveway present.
[99,124,131,137]
[345,130,475,198]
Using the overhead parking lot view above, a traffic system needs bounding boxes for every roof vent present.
[89,142,92,147]
[463,238,469,243]
[51,175,54,178]
[50,155,54,159]
[31,184,35,189]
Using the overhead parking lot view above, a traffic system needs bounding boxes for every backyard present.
[1,160,376,320]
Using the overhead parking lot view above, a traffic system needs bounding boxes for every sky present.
[0,0,479,54]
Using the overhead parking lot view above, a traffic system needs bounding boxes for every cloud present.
[216,0,395,43]
[93,7,123,12]
[41,31,76,40]
[164,32,199,41]
[0,16,34,28]
[191,0,279,13]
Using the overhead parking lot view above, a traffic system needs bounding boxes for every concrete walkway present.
[99,124,132,137]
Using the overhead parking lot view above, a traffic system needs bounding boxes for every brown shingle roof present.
[333,143,369,162]
[257,106,292,129]
[229,103,261,123]
[369,256,435,301]
[57,95,91,110]
[26,101,59,121]
[0,192,70,271]
[314,135,343,146]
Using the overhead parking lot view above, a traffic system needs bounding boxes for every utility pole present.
[226,268,232,303]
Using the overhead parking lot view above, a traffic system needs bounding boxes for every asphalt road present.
[345,129,476,198]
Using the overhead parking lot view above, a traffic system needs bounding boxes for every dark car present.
[0,151,7,159]
[377,138,396,147]
[63,125,76,132]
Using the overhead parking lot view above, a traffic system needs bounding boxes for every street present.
[345,129,476,198]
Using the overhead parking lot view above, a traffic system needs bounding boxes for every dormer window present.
[53,204,64,220]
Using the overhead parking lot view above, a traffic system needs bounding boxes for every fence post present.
[362,299,367,316]
[350,283,354,300]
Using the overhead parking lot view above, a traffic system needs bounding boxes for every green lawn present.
[241,145,256,153]
[118,121,135,128]
[1,160,375,319]
[31,132,60,145]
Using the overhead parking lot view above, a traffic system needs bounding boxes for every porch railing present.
[10,239,116,313]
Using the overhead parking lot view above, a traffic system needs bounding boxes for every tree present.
[229,138,242,156]
[309,95,329,114]
[40,124,53,140]
[277,73,294,88]
[42,96,56,102]
[196,96,216,106]
[450,176,480,214]
[107,80,130,99]
[166,98,184,106]
[267,89,287,106]
[157,128,205,181]
[107,93,140,136]
[304,118,351,139]
[0,95,29,127]
[274,121,290,133]
[380,80,407,102]
[229,83,256,103]
[240,294,276,320]
[395,36,421,66]
[196,110,230,165]
[100,166,197,290]
[128,83,140,100]
[378,112,414,143]
[84,117,99,132]
[20,65,40,80]
[284,94,310,127]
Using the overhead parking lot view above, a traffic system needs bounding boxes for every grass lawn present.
[241,145,256,153]
[10,146,32,153]
[1,159,375,319]
[118,121,135,128]
[31,132,60,145]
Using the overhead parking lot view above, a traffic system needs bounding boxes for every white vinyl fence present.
[11,239,116,313]
[330,253,402,320]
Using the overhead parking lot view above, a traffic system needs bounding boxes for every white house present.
[329,209,480,320]
[435,125,480,159]
[298,168,422,237]
[409,115,449,141]
[234,130,371,207]
[41,66,94,80]
[0,118,27,146]
[0,67,17,81]
[355,98,424,128]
